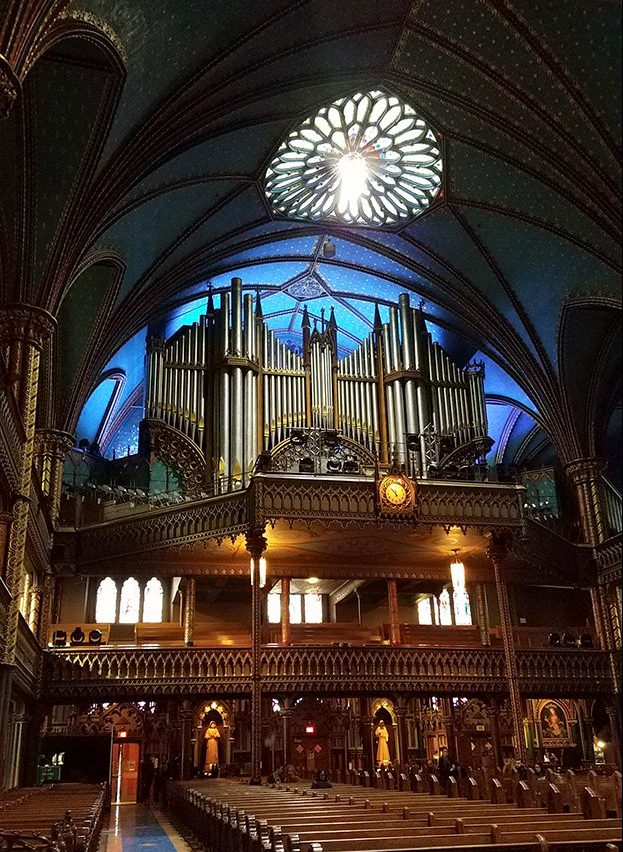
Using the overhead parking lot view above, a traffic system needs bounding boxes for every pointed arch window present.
[417,597,433,625]
[119,577,140,623]
[142,577,164,623]
[95,577,118,622]
[438,589,453,625]
[453,587,472,625]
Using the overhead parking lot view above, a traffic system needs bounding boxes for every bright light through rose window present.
[265,90,443,226]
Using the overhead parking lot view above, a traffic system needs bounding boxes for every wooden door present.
[111,742,140,803]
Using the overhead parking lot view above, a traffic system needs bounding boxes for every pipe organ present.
[144,278,488,488]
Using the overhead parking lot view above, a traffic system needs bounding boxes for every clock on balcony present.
[378,473,416,513]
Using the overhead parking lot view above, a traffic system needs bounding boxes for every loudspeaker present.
[88,628,103,645]
[70,626,85,645]
[52,629,67,647]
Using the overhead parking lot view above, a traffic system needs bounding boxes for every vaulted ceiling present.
[0,0,620,474]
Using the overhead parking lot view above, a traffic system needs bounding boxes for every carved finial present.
[301,304,310,329]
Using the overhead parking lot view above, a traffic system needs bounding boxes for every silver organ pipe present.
[144,282,489,489]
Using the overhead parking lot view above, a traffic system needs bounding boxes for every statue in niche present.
[374,719,391,766]
[203,720,221,770]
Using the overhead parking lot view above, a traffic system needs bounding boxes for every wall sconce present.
[450,549,465,589]
[250,557,267,588]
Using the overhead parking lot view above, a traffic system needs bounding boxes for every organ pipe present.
[144,280,489,487]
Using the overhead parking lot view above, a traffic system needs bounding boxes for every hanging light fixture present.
[250,557,267,589]
[450,549,465,589]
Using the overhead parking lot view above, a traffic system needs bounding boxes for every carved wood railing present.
[63,474,525,568]
[515,649,618,695]
[42,644,615,700]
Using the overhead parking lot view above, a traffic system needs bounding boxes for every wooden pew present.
[263,622,378,646]
[164,778,622,852]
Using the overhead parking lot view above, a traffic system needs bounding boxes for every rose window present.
[265,90,443,226]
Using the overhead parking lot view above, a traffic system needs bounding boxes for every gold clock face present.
[386,479,407,505]
[379,474,414,511]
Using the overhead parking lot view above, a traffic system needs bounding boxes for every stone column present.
[33,430,74,523]
[565,458,607,547]
[394,701,410,766]
[607,705,621,770]
[179,707,194,780]
[475,583,491,646]
[387,579,401,645]
[565,458,620,698]
[183,577,196,646]
[280,702,293,767]
[37,571,56,647]
[359,697,373,773]
[488,535,526,762]
[0,305,55,668]
[246,527,267,784]
[487,697,503,772]
[280,577,291,646]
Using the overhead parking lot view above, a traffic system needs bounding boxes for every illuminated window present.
[95,577,117,622]
[417,597,433,625]
[438,589,452,625]
[453,587,472,625]
[142,577,164,622]
[119,577,140,623]
[265,90,442,226]
[267,593,281,624]
[289,594,302,624]
[304,593,323,623]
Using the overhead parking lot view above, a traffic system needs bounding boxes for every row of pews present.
[165,775,622,852]
[359,764,622,820]
[0,783,106,852]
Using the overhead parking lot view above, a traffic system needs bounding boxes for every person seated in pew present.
[437,746,457,790]
[310,768,332,789]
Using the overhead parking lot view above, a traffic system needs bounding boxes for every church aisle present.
[101,805,191,852]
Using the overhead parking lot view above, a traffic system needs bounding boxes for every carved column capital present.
[0,304,56,349]
[486,533,510,567]
[245,527,267,560]
[564,457,606,485]
[0,58,20,119]
[34,429,74,459]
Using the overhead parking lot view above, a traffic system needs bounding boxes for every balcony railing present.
[42,643,615,700]
[59,473,525,569]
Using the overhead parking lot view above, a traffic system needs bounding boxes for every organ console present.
[143,277,489,490]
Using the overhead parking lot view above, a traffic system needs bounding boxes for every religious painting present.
[539,701,572,746]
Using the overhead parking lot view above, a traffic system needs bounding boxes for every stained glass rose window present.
[265,90,443,226]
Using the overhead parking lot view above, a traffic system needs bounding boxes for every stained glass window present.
[265,90,442,226]
[119,577,140,623]
[417,597,433,625]
[453,587,472,625]
[438,589,453,625]
[95,577,117,623]
[142,577,164,623]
